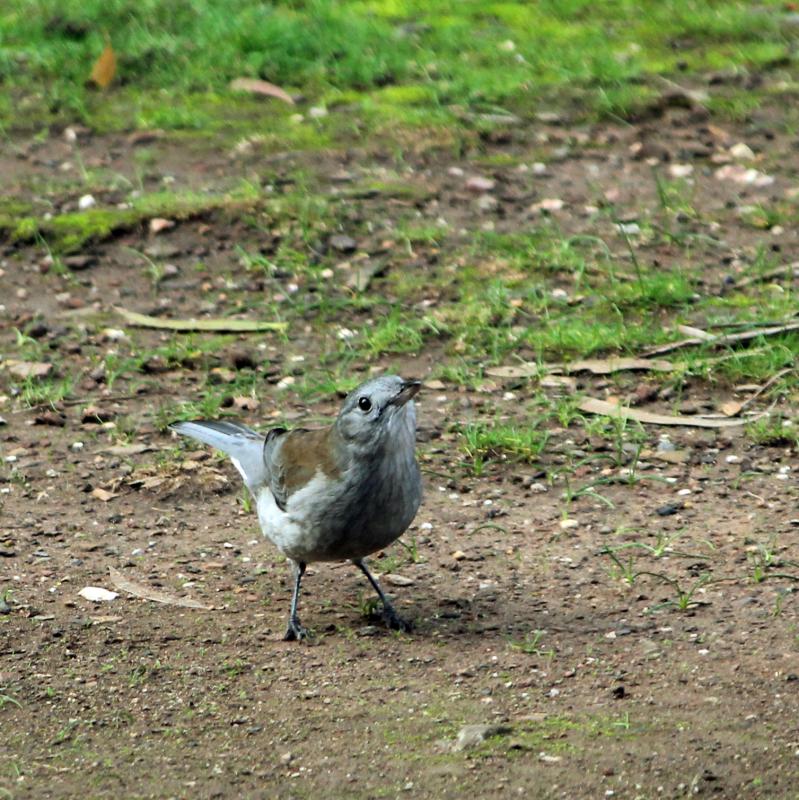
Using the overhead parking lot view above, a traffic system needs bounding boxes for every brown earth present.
[2,105,799,800]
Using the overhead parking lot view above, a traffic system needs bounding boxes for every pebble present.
[729,142,755,160]
[78,194,96,209]
[451,723,512,752]
[330,233,357,253]
[466,176,496,192]
[78,587,118,602]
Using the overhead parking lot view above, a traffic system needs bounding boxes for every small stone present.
[384,574,414,586]
[78,587,118,603]
[329,234,357,253]
[465,176,496,192]
[279,752,294,765]
[656,502,683,516]
[559,519,579,530]
[452,550,467,561]
[668,163,693,178]
[149,217,175,234]
[729,142,755,160]
[452,723,512,752]
[101,327,128,342]
[477,194,498,212]
[63,254,97,270]
[530,197,564,213]
[308,106,328,118]
[78,194,96,210]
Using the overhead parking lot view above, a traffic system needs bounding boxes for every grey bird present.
[170,375,422,640]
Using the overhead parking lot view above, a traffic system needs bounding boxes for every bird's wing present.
[170,420,267,490]
[265,427,343,512]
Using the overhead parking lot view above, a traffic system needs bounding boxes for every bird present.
[169,374,422,640]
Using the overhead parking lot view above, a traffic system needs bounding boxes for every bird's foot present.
[283,617,310,641]
[382,605,413,633]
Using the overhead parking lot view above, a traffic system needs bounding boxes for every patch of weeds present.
[4,189,253,253]
[508,629,554,658]
[746,414,799,448]
[459,420,549,476]
[0,692,21,711]
[364,311,439,357]
[18,375,74,407]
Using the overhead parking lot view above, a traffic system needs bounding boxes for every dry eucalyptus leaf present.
[115,307,287,333]
[578,397,760,428]
[229,78,294,104]
[109,567,211,610]
[91,487,118,502]
[90,43,117,89]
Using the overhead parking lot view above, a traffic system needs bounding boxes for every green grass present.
[0,0,793,136]
[0,187,258,253]
[460,420,549,475]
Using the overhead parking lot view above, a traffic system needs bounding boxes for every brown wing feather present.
[269,427,343,510]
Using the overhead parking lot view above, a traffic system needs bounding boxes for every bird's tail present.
[170,420,267,491]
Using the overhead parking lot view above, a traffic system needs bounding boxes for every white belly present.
[255,472,333,561]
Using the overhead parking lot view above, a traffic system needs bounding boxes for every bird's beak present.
[389,379,421,407]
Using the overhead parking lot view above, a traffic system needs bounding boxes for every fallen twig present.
[115,307,287,333]
[578,396,765,428]
[642,321,799,357]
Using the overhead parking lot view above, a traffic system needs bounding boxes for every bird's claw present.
[283,618,309,641]
[383,607,413,633]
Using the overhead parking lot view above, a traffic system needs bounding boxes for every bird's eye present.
[358,396,372,413]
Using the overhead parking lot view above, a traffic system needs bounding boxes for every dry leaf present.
[90,43,117,89]
[676,325,715,341]
[229,78,294,104]
[115,307,287,333]
[645,449,691,464]
[109,567,211,610]
[101,443,151,456]
[718,368,793,418]
[485,364,540,379]
[540,375,577,391]
[720,401,743,417]
[564,357,673,375]
[91,487,118,502]
[149,217,175,234]
[578,397,761,428]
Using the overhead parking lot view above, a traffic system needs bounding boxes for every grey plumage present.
[170,374,422,640]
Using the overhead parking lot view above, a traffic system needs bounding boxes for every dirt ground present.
[2,104,799,800]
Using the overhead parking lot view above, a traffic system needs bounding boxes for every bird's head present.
[336,374,420,450]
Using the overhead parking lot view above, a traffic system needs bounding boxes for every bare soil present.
[2,106,799,799]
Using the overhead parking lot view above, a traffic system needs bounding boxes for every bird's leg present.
[283,560,309,641]
[353,558,412,633]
